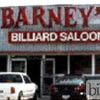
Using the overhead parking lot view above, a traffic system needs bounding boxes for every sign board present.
[0,6,100,28]
[9,31,100,43]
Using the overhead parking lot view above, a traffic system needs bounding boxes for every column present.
[7,55,11,72]
[40,55,45,98]
[67,55,70,75]
[92,54,95,75]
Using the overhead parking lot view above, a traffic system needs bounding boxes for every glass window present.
[23,75,31,83]
[12,61,25,72]
[70,55,91,75]
[44,60,54,76]
[0,74,22,83]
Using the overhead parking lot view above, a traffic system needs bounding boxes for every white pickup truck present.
[0,72,38,100]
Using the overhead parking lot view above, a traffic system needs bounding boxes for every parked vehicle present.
[49,75,86,100]
[0,72,38,100]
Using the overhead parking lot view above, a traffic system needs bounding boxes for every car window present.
[23,75,32,83]
[0,74,22,83]
[56,76,83,85]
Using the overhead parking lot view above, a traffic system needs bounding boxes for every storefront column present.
[92,54,95,75]
[40,55,45,98]
[7,55,11,72]
[67,55,70,74]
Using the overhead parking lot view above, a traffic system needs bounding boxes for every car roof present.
[0,72,27,75]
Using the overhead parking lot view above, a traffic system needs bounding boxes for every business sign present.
[86,80,100,99]
[1,6,100,28]
[8,31,100,43]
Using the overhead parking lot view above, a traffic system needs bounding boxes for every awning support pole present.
[40,55,45,98]
[92,54,95,75]
[7,55,11,72]
[67,55,70,75]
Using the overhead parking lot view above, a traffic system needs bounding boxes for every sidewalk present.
[38,96,50,100]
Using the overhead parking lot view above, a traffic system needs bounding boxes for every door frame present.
[11,58,27,73]
[41,58,55,97]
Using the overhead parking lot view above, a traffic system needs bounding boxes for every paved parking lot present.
[38,97,50,100]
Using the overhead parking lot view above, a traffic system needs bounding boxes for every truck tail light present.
[11,87,15,93]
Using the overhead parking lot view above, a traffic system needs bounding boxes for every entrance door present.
[41,59,55,96]
[11,58,27,73]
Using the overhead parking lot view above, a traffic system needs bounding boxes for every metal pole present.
[40,55,45,98]
[67,55,70,75]
[7,55,11,72]
[92,54,95,75]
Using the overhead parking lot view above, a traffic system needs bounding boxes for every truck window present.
[23,75,32,83]
[0,74,22,83]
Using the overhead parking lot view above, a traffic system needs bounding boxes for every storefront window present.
[44,60,54,76]
[70,55,91,75]
[96,55,100,73]
[11,59,27,72]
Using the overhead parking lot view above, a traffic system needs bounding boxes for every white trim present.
[92,54,95,75]
[7,55,11,72]
[40,55,45,97]
[11,58,26,61]
[67,55,70,75]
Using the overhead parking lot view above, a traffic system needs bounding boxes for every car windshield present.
[56,76,83,85]
[0,74,23,83]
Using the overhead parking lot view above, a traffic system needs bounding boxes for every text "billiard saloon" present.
[9,31,100,43]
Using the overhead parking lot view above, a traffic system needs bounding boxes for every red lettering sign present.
[1,6,98,28]
[8,31,100,43]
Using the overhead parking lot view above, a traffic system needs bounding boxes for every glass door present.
[42,59,55,96]
[11,58,27,73]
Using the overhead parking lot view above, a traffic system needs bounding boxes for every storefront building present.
[0,5,100,97]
